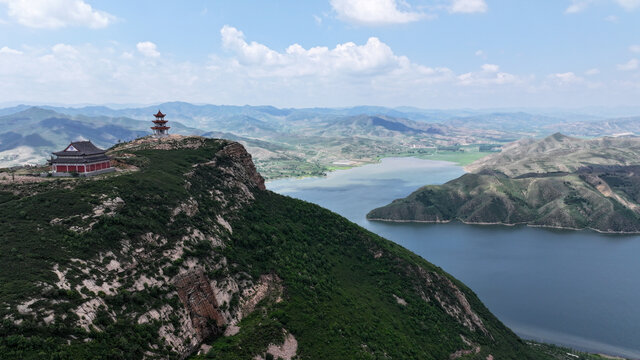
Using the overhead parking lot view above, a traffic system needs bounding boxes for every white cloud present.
[604,14,619,21]
[136,41,160,58]
[585,68,600,75]
[565,0,592,13]
[481,63,499,72]
[220,25,420,76]
[617,58,639,71]
[0,0,115,29]
[566,0,640,13]
[329,0,426,25]
[1,26,629,109]
[458,64,519,86]
[450,0,488,13]
[0,46,22,55]
[551,71,583,84]
[552,72,583,84]
[615,0,640,10]
[630,44,640,53]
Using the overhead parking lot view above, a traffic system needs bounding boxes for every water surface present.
[268,157,640,359]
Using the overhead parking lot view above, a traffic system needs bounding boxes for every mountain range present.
[3,102,640,179]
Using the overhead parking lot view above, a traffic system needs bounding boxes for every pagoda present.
[151,110,170,137]
[50,141,113,177]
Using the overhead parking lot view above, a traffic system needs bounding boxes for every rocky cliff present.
[0,135,553,359]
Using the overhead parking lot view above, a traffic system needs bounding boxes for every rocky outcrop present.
[214,142,266,191]
[415,266,489,336]
[173,269,226,341]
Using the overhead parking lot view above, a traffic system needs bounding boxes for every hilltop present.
[368,134,640,233]
[0,135,561,359]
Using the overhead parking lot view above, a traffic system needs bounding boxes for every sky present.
[0,0,639,109]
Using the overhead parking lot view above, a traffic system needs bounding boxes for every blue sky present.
[0,0,639,108]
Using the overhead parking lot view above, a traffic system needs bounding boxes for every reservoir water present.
[267,157,640,359]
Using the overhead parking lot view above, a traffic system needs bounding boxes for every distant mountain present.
[9,102,638,179]
[315,115,446,138]
[465,133,640,176]
[368,134,640,233]
[0,107,200,167]
[547,116,640,137]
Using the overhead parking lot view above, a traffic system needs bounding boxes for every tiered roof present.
[51,141,109,164]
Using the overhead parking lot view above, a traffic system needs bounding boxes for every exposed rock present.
[393,294,407,306]
[173,268,226,341]
[132,274,163,291]
[52,264,71,290]
[224,324,240,336]
[92,196,124,217]
[240,274,283,318]
[16,298,38,315]
[212,142,266,191]
[216,214,233,234]
[74,298,112,331]
[254,330,298,360]
[416,266,488,336]
[172,197,199,219]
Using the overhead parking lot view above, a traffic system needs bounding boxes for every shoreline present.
[366,217,640,235]
[264,154,468,183]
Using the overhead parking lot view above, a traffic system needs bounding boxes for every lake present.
[267,157,640,359]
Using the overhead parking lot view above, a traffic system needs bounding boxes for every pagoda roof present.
[154,110,166,118]
[53,141,106,156]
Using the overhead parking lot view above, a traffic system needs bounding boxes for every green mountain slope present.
[0,136,550,359]
[368,134,640,233]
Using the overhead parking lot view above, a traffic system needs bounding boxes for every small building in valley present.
[50,141,114,176]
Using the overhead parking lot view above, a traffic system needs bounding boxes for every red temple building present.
[152,110,170,137]
[50,141,114,177]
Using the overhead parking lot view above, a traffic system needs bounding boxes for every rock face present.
[215,142,266,191]
[174,269,226,340]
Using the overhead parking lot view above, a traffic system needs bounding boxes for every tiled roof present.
[53,141,106,156]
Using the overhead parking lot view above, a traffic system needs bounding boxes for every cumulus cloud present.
[450,0,488,13]
[2,26,624,109]
[585,68,600,75]
[630,44,640,53]
[136,41,160,58]
[329,0,426,25]
[617,58,639,71]
[0,0,115,29]
[220,25,420,76]
[0,46,22,55]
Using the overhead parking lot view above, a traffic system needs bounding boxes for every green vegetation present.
[0,137,227,359]
[197,190,549,359]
